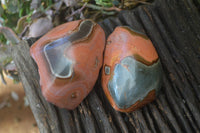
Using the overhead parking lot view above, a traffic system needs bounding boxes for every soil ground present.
[0,75,39,133]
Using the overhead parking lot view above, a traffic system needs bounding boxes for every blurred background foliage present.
[0,0,53,43]
[0,0,53,84]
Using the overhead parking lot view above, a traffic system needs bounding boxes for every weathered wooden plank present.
[12,42,62,133]
[12,0,200,132]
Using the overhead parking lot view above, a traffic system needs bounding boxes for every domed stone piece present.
[30,20,105,110]
[101,26,162,112]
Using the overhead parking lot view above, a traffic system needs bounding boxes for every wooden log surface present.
[12,0,200,132]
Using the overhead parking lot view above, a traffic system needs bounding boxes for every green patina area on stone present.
[108,56,162,109]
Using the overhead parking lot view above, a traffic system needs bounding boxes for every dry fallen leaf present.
[28,16,53,38]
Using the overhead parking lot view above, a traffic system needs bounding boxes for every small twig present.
[101,11,116,15]
[19,25,29,39]
[65,3,87,20]
[91,12,101,21]
[0,27,20,45]
[78,3,122,12]
[0,69,6,85]
[123,0,151,7]
[120,0,124,8]
[138,1,151,5]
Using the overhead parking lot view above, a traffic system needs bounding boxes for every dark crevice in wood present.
[181,106,197,132]
[156,97,180,133]
[92,90,118,132]
[78,101,96,133]
[156,95,182,133]
[145,105,161,133]
[118,10,145,34]
[112,111,129,133]
[192,0,200,12]
[149,101,172,133]
[72,109,83,133]
[180,101,200,131]
[122,113,137,133]
[125,113,138,133]
[143,107,157,133]
[55,108,67,133]
[84,98,101,133]
[87,91,116,133]
[99,19,113,38]
[93,86,108,110]
[131,110,151,133]
[140,108,155,133]
[93,82,120,132]
[56,108,78,133]
[98,103,120,133]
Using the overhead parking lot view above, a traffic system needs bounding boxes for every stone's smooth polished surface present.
[102,26,162,112]
[30,20,105,110]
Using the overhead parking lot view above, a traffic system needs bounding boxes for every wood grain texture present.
[12,0,200,132]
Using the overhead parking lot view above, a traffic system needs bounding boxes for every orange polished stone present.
[102,26,162,112]
[30,20,105,110]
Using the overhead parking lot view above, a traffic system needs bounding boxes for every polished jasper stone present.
[102,26,162,112]
[30,20,105,110]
